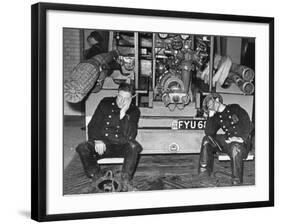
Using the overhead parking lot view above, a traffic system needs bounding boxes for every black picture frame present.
[31,2,274,222]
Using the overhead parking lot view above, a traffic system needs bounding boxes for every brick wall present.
[63,28,84,115]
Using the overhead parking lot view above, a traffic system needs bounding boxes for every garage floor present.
[63,116,255,195]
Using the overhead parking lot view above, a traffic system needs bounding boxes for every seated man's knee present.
[202,136,209,145]
[128,140,143,154]
[76,141,92,154]
[202,135,216,148]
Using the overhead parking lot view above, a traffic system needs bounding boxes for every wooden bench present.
[97,158,124,165]
[217,151,255,161]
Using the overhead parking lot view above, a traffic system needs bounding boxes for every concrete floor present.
[63,116,85,169]
[63,116,255,195]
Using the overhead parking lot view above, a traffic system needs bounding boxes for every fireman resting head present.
[199,93,253,185]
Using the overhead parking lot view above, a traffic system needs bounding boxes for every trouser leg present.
[198,136,215,176]
[121,140,142,180]
[76,141,101,178]
[228,142,247,185]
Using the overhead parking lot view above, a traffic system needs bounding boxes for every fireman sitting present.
[198,93,253,185]
[76,83,142,191]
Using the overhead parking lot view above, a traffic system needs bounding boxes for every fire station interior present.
[63,28,255,194]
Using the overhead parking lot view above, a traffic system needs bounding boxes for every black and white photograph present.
[63,29,256,194]
[30,2,274,222]
[1,0,280,223]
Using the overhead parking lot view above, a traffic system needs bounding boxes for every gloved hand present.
[94,140,106,155]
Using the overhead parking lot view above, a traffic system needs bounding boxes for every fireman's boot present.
[198,136,215,177]
[230,143,245,185]
[76,142,101,179]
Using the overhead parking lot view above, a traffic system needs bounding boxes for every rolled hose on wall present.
[64,50,119,103]
[228,72,255,95]
[230,63,255,82]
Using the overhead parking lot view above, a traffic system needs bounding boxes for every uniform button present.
[105,133,108,136]
[234,132,238,134]
[225,129,228,131]
[105,127,108,130]
[231,122,234,124]
[219,115,222,118]
[233,126,236,129]
[227,110,230,113]
[220,120,223,123]
[108,115,112,118]
[229,116,231,118]
[106,122,110,125]
[223,125,226,128]
[112,102,115,105]
[115,134,118,138]
[117,125,120,128]
[111,110,114,112]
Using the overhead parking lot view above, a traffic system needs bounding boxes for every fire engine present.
[65,30,255,154]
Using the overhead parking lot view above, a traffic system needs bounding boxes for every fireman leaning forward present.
[76,83,142,191]
[198,93,253,185]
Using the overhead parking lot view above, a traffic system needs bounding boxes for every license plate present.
[175,119,206,130]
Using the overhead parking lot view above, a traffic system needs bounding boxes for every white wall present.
[0,0,280,224]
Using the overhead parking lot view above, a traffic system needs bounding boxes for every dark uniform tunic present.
[205,104,253,142]
[199,104,253,183]
[76,96,142,179]
[88,97,140,145]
